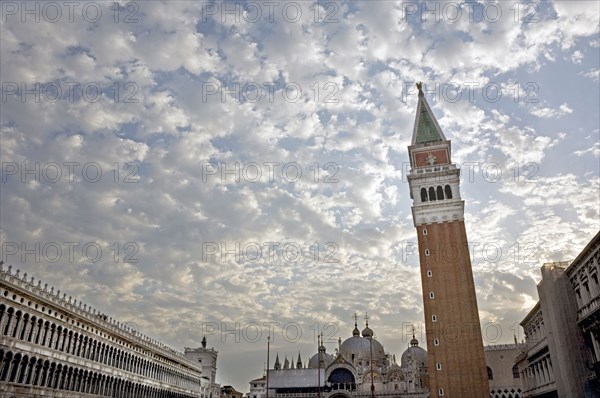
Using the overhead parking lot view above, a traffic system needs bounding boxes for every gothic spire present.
[274,353,280,370]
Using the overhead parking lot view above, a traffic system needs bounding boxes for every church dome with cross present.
[339,313,386,365]
[400,335,428,369]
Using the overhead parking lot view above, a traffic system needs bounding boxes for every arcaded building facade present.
[0,263,207,398]
[516,232,600,398]
[566,230,600,389]
[515,302,557,397]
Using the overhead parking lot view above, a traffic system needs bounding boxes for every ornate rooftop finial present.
[416,81,423,95]
[202,335,207,348]
[352,311,360,336]
[362,312,373,338]
[318,332,326,353]
[410,324,419,347]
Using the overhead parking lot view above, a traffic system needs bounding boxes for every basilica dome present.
[308,352,334,368]
[400,337,427,368]
[339,318,386,363]
[340,335,386,363]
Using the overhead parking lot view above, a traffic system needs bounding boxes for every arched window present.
[1,351,13,381]
[3,308,14,336]
[487,366,493,380]
[421,188,428,202]
[328,368,355,384]
[512,365,520,378]
[428,187,436,201]
[444,185,452,199]
[437,186,444,200]
[584,282,591,301]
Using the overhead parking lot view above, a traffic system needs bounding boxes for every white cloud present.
[574,142,600,157]
[530,102,574,118]
[580,68,600,82]
[571,50,584,64]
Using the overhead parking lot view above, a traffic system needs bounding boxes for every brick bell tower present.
[406,83,489,397]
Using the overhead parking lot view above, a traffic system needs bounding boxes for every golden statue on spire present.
[416,81,423,93]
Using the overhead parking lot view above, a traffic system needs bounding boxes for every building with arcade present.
[0,263,214,398]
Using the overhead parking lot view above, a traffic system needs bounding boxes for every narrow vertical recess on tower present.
[406,83,490,397]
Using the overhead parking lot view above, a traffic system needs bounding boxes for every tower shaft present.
[407,85,489,397]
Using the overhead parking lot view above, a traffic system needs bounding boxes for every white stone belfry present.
[407,84,464,226]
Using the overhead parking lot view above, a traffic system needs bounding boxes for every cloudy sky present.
[1,0,599,392]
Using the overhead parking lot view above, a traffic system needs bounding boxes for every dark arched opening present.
[428,187,436,201]
[445,185,452,199]
[436,186,444,200]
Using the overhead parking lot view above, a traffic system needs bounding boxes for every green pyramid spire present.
[412,82,447,145]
